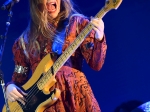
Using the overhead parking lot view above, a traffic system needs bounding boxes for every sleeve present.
[7,37,30,87]
[78,16,107,71]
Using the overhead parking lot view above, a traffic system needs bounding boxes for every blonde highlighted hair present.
[24,0,79,55]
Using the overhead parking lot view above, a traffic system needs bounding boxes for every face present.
[45,0,61,19]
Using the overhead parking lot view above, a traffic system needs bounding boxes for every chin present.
[50,13,59,19]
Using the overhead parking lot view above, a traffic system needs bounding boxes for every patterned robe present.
[10,15,107,112]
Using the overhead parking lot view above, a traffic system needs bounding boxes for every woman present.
[5,0,107,111]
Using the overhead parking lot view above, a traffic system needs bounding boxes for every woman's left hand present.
[91,18,104,41]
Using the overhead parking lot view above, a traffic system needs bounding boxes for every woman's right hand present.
[6,84,27,105]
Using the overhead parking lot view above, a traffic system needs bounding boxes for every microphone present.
[1,0,19,10]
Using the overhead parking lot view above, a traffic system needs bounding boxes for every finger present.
[16,89,27,102]
[91,18,104,25]
[8,96,16,102]
[93,27,104,41]
[91,18,102,24]
[12,88,24,98]
[17,88,27,96]
[19,96,26,102]
[9,92,26,105]
[21,91,27,96]
[91,20,103,31]
[8,95,26,105]
[17,98,26,105]
[9,92,20,100]
[91,18,100,23]
[92,27,99,33]
[93,27,100,38]
[7,88,25,102]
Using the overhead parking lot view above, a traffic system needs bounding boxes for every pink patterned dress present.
[10,15,107,112]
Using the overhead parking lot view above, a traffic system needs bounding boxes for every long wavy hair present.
[24,0,78,56]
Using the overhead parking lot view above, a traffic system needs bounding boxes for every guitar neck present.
[52,7,107,74]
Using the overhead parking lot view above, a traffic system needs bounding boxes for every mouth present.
[46,1,57,13]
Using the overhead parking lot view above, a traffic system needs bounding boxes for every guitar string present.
[10,7,107,111]
[15,67,54,111]
[10,84,39,111]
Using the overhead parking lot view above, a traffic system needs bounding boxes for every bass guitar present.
[2,0,122,111]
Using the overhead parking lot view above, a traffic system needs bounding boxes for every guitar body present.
[2,54,61,112]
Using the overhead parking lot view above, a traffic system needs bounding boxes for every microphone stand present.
[0,2,16,112]
[0,72,10,112]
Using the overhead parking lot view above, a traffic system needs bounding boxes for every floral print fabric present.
[11,16,107,112]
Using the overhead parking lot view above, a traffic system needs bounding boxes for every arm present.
[10,36,30,86]
[6,36,30,103]
[78,17,107,71]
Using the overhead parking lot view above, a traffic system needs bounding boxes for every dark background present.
[0,0,150,112]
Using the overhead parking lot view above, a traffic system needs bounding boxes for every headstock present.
[104,0,122,11]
